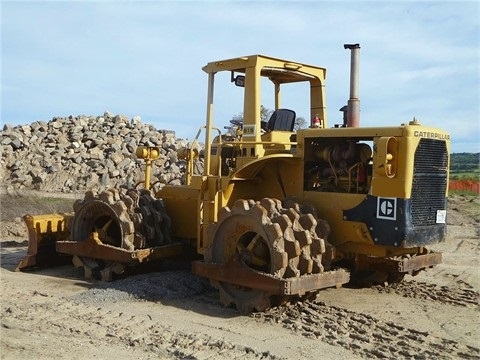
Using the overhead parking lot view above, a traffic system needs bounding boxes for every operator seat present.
[267,109,296,132]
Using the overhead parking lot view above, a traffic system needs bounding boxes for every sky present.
[1,0,479,153]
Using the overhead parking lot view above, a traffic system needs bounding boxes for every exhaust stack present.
[344,43,360,127]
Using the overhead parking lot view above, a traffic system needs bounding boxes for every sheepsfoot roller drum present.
[18,188,183,281]
[54,188,183,281]
[193,198,350,314]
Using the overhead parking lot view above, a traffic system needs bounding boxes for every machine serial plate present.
[436,210,446,224]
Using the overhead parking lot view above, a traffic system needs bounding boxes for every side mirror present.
[231,72,245,87]
[234,75,245,87]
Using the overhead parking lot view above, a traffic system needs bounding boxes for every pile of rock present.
[0,112,203,193]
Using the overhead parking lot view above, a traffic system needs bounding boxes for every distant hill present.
[450,153,479,180]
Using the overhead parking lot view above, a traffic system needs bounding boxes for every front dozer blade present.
[16,213,73,271]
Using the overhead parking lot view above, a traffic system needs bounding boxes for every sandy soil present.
[1,192,479,359]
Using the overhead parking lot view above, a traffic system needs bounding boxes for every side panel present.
[221,156,304,208]
[158,185,200,240]
[344,196,446,247]
[300,192,369,246]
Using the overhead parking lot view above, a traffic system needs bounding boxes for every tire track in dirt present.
[254,300,480,359]
[2,294,281,360]
[373,280,479,308]
[3,245,478,359]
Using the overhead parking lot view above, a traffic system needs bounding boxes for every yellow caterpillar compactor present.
[18,44,450,313]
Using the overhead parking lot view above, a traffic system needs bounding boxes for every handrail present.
[186,125,221,183]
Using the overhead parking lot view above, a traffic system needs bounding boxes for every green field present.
[450,153,479,180]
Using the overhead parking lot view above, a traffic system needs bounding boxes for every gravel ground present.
[1,192,479,359]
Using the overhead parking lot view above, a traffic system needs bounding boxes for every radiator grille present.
[410,139,448,226]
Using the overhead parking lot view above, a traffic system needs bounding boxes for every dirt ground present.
[1,191,479,359]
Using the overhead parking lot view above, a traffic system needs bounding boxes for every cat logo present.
[377,197,397,220]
